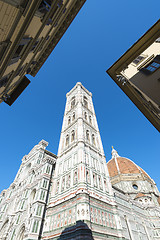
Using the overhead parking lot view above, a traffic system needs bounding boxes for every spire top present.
[111,146,119,158]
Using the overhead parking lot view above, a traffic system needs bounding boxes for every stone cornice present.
[31,0,87,77]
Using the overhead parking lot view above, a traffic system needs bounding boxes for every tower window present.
[92,134,96,145]
[56,181,59,194]
[71,96,75,108]
[74,171,78,184]
[86,130,90,142]
[84,96,88,108]
[89,116,92,124]
[72,112,75,121]
[86,170,90,184]
[71,130,75,142]
[66,135,69,146]
[68,116,71,125]
[84,112,87,120]
[104,180,108,192]
[93,174,97,187]
[99,176,102,190]
[61,178,65,191]
[67,175,70,188]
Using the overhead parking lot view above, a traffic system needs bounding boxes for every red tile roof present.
[107,157,151,181]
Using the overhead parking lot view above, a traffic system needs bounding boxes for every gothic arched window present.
[29,189,36,203]
[86,171,90,184]
[74,171,78,185]
[71,96,75,108]
[56,181,59,194]
[67,175,70,188]
[93,174,97,187]
[72,112,75,121]
[99,176,102,190]
[104,180,108,192]
[61,178,65,191]
[0,220,9,239]
[66,135,69,146]
[68,116,71,125]
[89,116,92,124]
[83,96,88,108]
[86,130,90,142]
[84,112,87,120]
[92,134,96,145]
[71,130,75,142]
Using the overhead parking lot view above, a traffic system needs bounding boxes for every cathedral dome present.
[107,156,151,181]
[107,147,153,185]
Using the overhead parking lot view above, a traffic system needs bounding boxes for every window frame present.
[141,55,160,74]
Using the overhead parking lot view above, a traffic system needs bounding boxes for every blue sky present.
[0,0,160,193]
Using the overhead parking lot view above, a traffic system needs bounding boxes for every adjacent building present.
[107,19,160,132]
[0,83,160,239]
[0,0,86,106]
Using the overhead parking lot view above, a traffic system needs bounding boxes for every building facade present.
[0,83,160,240]
[0,0,86,105]
[107,19,160,132]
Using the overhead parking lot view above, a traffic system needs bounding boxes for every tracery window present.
[84,112,87,120]
[68,116,71,125]
[71,96,75,108]
[40,190,45,201]
[46,165,50,174]
[86,170,90,184]
[11,229,15,240]
[104,180,108,192]
[71,130,75,142]
[61,178,65,191]
[43,179,48,188]
[99,176,103,190]
[20,200,25,210]
[36,205,42,216]
[66,135,69,146]
[89,115,92,124]
[92,134,96,145]
[74,171,78,185]
[93,174,97,187]
[86,130,90,142]
[67,175,70,188]
[56,181,59,194]
[72,112,75,121]
[84,96,88,108]
[32,220,39,233]
[16,215,20,224]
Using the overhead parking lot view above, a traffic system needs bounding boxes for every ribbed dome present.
[107,156,151,181]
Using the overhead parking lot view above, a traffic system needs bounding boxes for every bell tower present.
[43,83,122,239]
